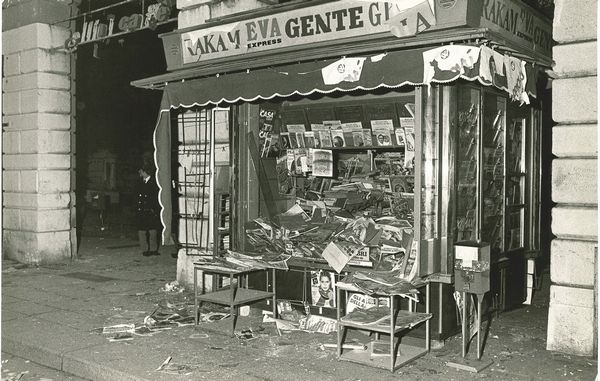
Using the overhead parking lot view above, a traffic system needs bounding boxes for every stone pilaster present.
[548,0,598,356]
[2,14,74,263]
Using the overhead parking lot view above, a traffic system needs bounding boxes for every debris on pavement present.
[235,328,256,341]
[263,315,294,335]
[106,310,147,324]
[299,314,337,334]
[144,300,195,329]
[199,312,230,322]
[108,333,133,342]
[1,371,27,381]
[160,280,184,293]
[155,356,203,375]
[319,343,367,351]
[277,300,304,322]
[133,325,160,337]
[146,311,195,328]
[262,311,337,334]
[101,324,135,335]
[189,333,210,339]
[93,302,198,341]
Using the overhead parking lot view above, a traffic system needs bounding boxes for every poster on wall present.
[311,270,336,308]
[259,104,282,158]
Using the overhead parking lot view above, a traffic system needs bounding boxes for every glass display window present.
[235,90,438,281]
[481,93,506,255]
[505,102,528,252]
[455,86,480,243]
[450,83,539,258]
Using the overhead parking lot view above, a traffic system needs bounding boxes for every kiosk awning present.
[137,44,538,109]
[147,47,427,107]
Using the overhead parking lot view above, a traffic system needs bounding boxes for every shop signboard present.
[179,0,435,65]
[478,0,552,60]
[161,0,476,70]
[157,0,550,73]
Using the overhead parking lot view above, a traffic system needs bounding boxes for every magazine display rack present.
[455,90,480,242]
[505,115,526,251]
[481,96,506,254]
[335,281,431,372]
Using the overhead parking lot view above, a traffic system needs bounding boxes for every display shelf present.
[196,287,274,305]
[339,343,428,371]
[336,281,431,373]
[194,264,277,335]
[339,310,432,333]
[329,145,405,151]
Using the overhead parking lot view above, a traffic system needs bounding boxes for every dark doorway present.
[75,6,171,248]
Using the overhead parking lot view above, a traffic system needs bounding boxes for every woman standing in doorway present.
[136,165,161,256]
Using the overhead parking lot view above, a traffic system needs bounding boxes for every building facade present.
[2,0,598,356]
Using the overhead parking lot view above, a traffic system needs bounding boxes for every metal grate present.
[177,109,212,255]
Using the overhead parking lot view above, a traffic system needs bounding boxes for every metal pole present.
[272,268,277,317]
[477,294,483,360]
[336,286,342,359]
[194,267,198,325]
[390,294,395,372]
[462,291,467,358]
[426,282,430,352]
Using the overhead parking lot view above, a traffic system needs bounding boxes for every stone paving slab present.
[24,290,85,310]
[1,295,25,305]
[62,352,152,381]
[1,309,27,323]
[2,316,108,355]
[1,351,88,381]
[35,310,109,332]
[4,287,79,308]
[4,300,58,317]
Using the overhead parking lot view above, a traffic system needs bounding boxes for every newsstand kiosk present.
[133,0,550,356]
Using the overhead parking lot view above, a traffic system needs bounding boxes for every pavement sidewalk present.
[2,236,597,381]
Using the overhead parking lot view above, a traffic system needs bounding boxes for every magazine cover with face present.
[311,270,336,308]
